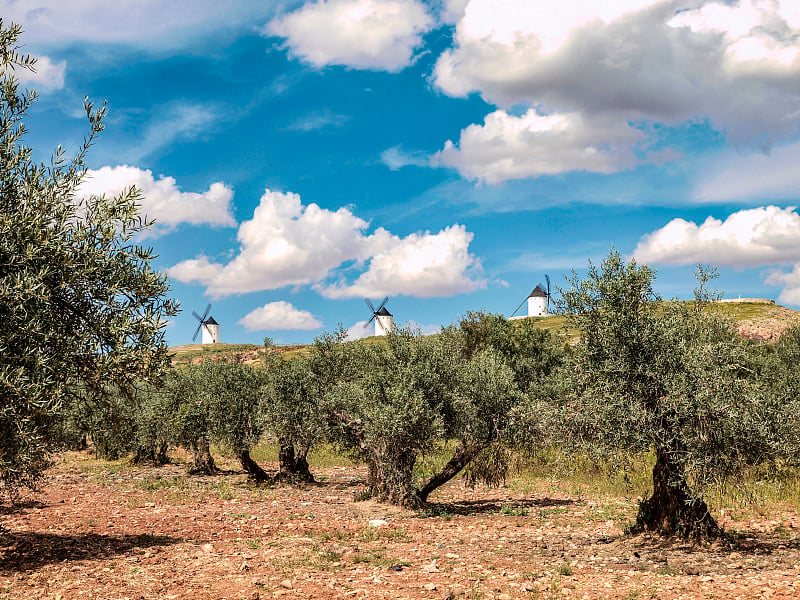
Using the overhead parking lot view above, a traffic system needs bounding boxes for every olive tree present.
[260,335,344,482]
[199,361,269,481]
[0,22,177,498]
[559,251,774,538]
[162,368,217,475]
[327,328,455,507]
[416,312,562,502]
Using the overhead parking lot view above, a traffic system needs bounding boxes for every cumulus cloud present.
[433,0,800,145]
[766,266,800,306]
[15,55,66,91]
[317,224,484,298]
[634,206,800,267]
[266,0,433,71]
[434,109,642,183]
[169,189,485,298]
[78,166,235,236]
[344,320,373,341]
[239,301,323,331]
[696,141,800,203]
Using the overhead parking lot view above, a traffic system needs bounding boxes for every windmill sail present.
[192,303,213,342]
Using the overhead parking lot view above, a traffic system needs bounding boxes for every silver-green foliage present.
[0,22,177,496]
[261,338,327,467]
[327,327,455,506]
[558,250,777,536]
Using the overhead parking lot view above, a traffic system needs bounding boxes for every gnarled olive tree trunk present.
[416,441,483,503]
[238,450,270,482]
[633,448,720,538]
[366,451,421,508]
[188,437,217,475]
[275,441,314,483]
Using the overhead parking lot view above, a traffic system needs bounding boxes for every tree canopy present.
[558,251,779,537]
[0,21,177,497]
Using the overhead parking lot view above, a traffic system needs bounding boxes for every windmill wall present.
[375,314,394,336]
[528,295,547,317]
[202,323,220,344]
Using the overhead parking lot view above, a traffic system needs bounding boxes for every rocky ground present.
[2,453,800,599]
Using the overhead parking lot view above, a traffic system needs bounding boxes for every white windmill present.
[364,297,394,336]
[511,275,552,318]
[192,303,220,344]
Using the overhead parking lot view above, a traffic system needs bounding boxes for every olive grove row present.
[57,254,800,539]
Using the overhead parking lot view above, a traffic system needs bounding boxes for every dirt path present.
[2,453,800,599]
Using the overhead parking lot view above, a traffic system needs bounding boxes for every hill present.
[168,301,800,364]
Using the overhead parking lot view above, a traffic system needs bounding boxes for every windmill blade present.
[375,296,389,313]
[545,274,551,308]
[200,303,212,322]
[365,298,376,313]
[510,295,528,317]
[363,314,376,328]
[192,310,204,322]
[192,321,203,342]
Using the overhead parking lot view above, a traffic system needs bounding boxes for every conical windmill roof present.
[528,285,548,298]
[204,316,219,325]
[376,306,392,317]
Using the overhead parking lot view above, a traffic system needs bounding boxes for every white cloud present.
[766,265,800,306]
[4,2,273,50]
[130,103,221,163]
[696,141,800,203]
[380,145,429,170]
[433,0,800,145]
[169,189,386,296]
[434,109,642,183]
[15,54,65,90]
[439,0,469,24]
[344,320,373,341]
[78,166,235,236]
[634,206,800,267]
[168,189,485,299]
[239,301,323,331]
[266,0,433,71]
[317,224,485,298]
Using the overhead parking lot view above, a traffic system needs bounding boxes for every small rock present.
[280,579,293,589]
[201,543,214,554]
[444,593,455,600]
[369,519,388,528]
[424,583,437,591]
[388,564,404,572]
[426,559,439,573]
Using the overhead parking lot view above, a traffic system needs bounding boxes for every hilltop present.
[168,300,800,364]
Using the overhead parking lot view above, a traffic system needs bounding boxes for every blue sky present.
[7,0,800,345]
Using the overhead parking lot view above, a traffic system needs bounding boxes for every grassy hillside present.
[168,301,800,364]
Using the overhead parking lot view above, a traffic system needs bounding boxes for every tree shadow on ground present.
[0,532,180,572]
[0,500,47,515]
[624,531,800,557]
[422,496,574,516]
